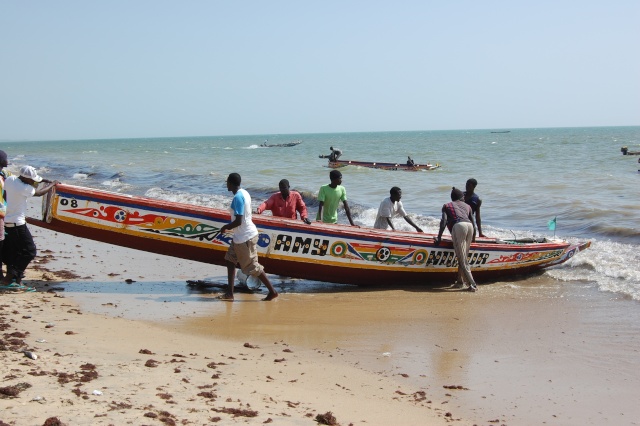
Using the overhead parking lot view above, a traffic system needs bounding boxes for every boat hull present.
[28,184,590,286]
[263,141,301,147]
[328,160,440,171]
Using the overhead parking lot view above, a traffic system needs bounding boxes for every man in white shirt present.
[373,187,423,232]
[2,166,58,285]
[218,172,278,302]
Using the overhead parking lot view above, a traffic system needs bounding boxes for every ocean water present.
[3,126,639,299]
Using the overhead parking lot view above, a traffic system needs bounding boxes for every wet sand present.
[62,276,640,425]
[2,206,640,425]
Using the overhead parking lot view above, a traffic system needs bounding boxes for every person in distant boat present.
[319,146,342,162]
[463,178,485,237]
[373,187,423,232]
[2,166,59,286]
[218,173,278,302]
[435,187,478,292]
[406,156,415,166]
[255,179,311,224]
[316,170,356,226]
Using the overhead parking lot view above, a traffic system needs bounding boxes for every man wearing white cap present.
[0,150,9,280]
[2,166,58,285]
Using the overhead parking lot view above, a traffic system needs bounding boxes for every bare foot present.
[217,293,234,301]
[263,292,278,301]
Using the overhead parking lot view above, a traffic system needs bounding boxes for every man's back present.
[4,176,35,225]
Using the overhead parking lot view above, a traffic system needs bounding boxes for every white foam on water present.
[101,179,131,192]
[144,187,230,211]
[546,239,640,300]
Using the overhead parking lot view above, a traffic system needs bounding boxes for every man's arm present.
[435,207,447,245]
[296,193,311,224]
[221,195,244,234]
[403,216,423,232]
[343,200,356,226]
[255,202,267,214]
[386,217,395,230]
[256,193,276,215]
[475,199,484,237]
[34,181,60,197]
[316,201,324,222]
[468,210,477,243]
[220,215,243,234]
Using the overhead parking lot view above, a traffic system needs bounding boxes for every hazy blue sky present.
[1,1,638,140]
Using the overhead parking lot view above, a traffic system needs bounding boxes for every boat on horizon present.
[27,184,590,287]
[261,140,302,148]
[327,159,441,171]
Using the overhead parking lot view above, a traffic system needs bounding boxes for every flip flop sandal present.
[0,283,36,293]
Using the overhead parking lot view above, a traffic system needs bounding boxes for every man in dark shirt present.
[319,146,342,162]
[436,187,478,292]
[464,178,485,237]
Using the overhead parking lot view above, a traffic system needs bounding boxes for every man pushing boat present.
[435,187,478,292]
[255,179,312,224]
[218,172,278,301]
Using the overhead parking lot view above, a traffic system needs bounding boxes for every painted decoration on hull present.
[51,190,578,277]
[62,204,230,245]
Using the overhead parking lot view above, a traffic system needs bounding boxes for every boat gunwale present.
[49,184,575,253]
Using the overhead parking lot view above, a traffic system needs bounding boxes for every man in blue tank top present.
[219,173,278,301]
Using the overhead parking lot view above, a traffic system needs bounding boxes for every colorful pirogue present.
[28,184,590,286]
[328,159,440,171]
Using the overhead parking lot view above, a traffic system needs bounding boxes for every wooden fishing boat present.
[328,159,441,171]
[621,146,640,155]
[28,184,590,286]
[261,140,302,148]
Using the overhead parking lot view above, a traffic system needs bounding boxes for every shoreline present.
[1,289,452,425]
[2,201,640,425]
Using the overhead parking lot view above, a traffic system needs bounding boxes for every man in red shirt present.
[255,179,311,224]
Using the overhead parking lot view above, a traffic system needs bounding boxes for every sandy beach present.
[2,200,640,425]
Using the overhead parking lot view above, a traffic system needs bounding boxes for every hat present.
[450,187,464,201]
[20,165,43,183]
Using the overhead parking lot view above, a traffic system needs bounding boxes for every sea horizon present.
[3,124,639,144]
